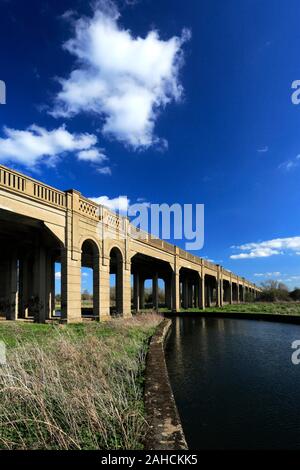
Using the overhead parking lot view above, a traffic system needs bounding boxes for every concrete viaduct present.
[0,165,261,323]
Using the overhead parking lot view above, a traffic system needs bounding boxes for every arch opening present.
[110,247,123,316]
[81,239,100,320]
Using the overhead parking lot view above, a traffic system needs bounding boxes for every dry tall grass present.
[0,313,161,450]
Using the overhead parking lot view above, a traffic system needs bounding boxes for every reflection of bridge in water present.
[0,165,260,323]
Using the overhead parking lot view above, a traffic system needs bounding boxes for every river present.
[165,316,300,450]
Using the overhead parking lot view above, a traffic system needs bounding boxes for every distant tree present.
[290,288,300,301]
[82,290,92,301]
[259,280,290,302]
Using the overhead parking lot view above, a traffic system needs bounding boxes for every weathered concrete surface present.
[144,319,188,450]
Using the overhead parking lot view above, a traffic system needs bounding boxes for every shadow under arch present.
[81,239,100,320]
[110,246,124,316]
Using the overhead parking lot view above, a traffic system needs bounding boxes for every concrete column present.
[45,254,54,320]
[33,245,48,323]
[139,278,145,309]
[115,260,123,315]
[194,282,199,309]
[61,248,82,323]
[133,272,140,312]
[165,278,172,310]
[93,254,101,320]
[122,263,132,318]
[206,281,212,307]
[172,268,180,312]
[237,283,240,304]
[188,282,193,308]
[153,273,159,310]
[229,282,233,304]
[99,260,110,320]
[19,255,29,318]
[219,279,224,307]
[182,278,189,309]
[200,275,205,310]
[50,259,56,317]
[6,251,18,321]
[216,279,221,307]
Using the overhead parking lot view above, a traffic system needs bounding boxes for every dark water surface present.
[165,316,300,450]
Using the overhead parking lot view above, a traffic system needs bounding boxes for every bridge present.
[0,164,261,323]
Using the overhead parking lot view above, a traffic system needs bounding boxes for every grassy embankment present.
[177,302,300,316]
[0,314,161,450]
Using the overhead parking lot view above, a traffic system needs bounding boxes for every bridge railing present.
[101,207,127,232]
[33,182,66,208]
[78,196,99,220]
[0,164,66,208]
[0,166,26,193]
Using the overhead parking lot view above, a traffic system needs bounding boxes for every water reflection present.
[165,316,300,450]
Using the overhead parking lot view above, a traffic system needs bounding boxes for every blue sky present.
[1,0,300,291]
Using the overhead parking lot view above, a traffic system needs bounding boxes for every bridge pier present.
[61,249,82,323]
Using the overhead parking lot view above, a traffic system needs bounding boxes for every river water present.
[165,316,300,450]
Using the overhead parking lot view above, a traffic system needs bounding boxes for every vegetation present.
[258,280,290,302]
[0,313,161,450]
[204,302,300,316]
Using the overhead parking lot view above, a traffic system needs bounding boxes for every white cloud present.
[254,272,281,277]
[52,2,190,149]
[89,194,150,214]
[257,146,269,153]
[77,148,107,162]
[230,236,300,259]
[55,272,61,279]
[278,154,300,171]
[0,124,106,169]
[97,166,112,175]
[90,195,130,213]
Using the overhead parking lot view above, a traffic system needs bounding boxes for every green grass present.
[0,314,161,450]
[176,302,300,316]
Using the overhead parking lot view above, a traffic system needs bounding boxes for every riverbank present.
[0,314,161,450]
[165,302,300,324]
[144,319,187,450]
[205,302,300,316]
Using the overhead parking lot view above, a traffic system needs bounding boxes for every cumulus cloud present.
[90,195,130,213]
[89,194,150,214]
[0,124,106,169]
[257,146,269,153]
[279,155,300,171]
[96,166,112,175]
[52,2,190,149]
[77,148,107,162]
[254,272,281,277]
[230,236,300,259]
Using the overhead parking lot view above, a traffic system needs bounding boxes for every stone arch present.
[79,235,102,257]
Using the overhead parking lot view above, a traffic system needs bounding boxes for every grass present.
[175,302,300,316]
[205,302,300,316]
[0,313,161,450]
